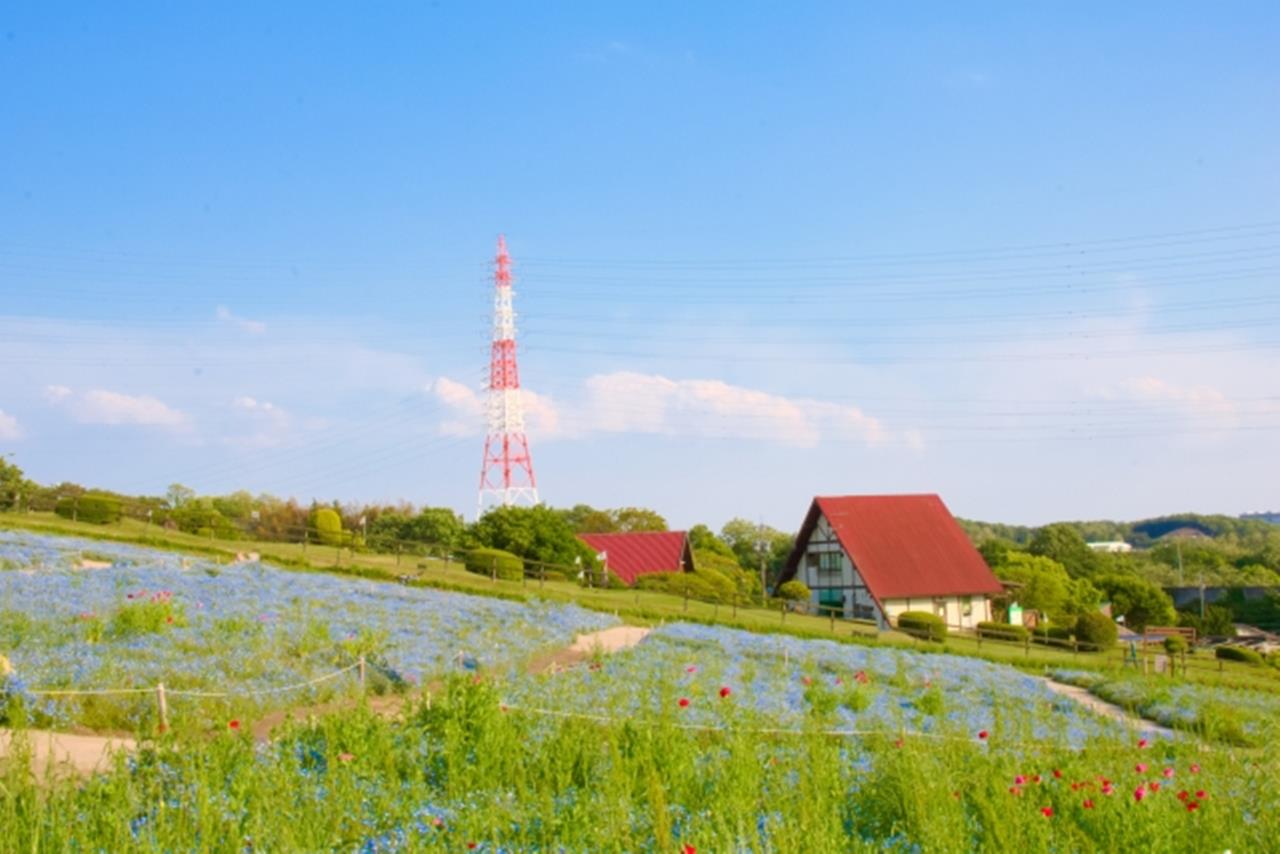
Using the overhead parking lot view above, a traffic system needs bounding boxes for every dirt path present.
[1041,678,1177,738]
[527,625,652,674]
[0,729,135,777]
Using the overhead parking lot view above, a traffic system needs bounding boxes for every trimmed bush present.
[777,580,811,602]
[1215,645,1264,666]
[1073,611,1118,651]
[897,611,947,642]
[310,508,345,546]
[464,547,524,581]
[54,493,122,525]
[1031,624,1074,646]
[976,621,1028,642]
[1162,635,1188,655]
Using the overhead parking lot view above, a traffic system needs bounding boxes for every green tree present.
[1028,523,1107,578]
[720,518,794,586]
[470,505,597,571]
[558,504,618,534]
[611,507,668,532]
[403,507,465,549]
[1095,574,1176,631]
[0,457,33,511]
[310,507,345,546]
[165,483,195,509]
[688,524,737,560]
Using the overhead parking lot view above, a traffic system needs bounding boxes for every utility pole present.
[1176,540,1185,587]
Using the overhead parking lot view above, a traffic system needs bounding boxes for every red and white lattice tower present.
[478,235,540,513]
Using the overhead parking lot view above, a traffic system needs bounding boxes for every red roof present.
[781,495,1002,600]
[576,531,692,586]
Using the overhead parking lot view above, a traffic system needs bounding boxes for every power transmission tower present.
[478,235,539,514]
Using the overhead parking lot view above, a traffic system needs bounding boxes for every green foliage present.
[1027,524,1108,578]
[558,504,667,534]
[108,597,185,638]
[1215,645,1264,666]
[54,493,123,525]
[776,580,810,602]
[1162,635,1188,655]
[692,548,760,598]
[310,507,345,546]
[688,524,737,560]
[1073,611,1118,651]
[637,571,735,603]
[464,547,524,581]
[976,621,1028,642]
[0,457,33,511]
[1177,605,1236,638]
[471,505,597,571]
[1094,574,1176,631]
[720,518,794,586]
[896,611,947,641]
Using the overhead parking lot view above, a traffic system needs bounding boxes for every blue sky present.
[1,3,1278,529]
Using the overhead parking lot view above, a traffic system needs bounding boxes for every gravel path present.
[0,728,135,777]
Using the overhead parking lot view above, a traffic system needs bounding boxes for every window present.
[813,551,842,574]
[818,588,844,614]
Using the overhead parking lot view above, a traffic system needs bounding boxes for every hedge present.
[976,621,1028,642]
[1074,611,1118,651]
[1215,645,1264,666]
[464,547,524,581]
[1162,635,1188,655]
[54,493,122,525]
[897,611,947,642]
[777,580,811,602]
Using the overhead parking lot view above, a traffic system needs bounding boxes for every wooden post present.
[780,601,787,623]
[490,557,496,581]
[539,565,545,590]
[156,683,169,732]
[358,656,366,691]
[1024,635,1030,658]
[302,531,308,554]
[829,608,835,633]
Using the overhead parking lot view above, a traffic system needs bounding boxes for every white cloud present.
[216,305,267,334]
[431,371,894,448]
[226,396,292,447]
[0,410,21,440]
[45,386,188,429]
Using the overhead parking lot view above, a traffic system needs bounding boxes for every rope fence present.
[24,659,368,729]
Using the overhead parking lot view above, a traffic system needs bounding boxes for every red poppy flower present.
[1135,763,1148,774]
[228,720,240,730]
[467,844,477,851]
[1032,775,1042,784]
[977,730,989,740]
[1149,782,1161,793]
[1137,738,1148,748]
[718,686,731,699]
[678,697,690,708]
[1133,786,1146,802]
[1052,769,1062,779]
[683,846,696,854]
[1163,767,1175,779]
[1101,782,1115,796]
[1186,801,1199,813]
[1009,786,1022,796]
[1189,763,1200,774]
[1082,799,1094,810]
[893,738,904,749]
[801,676,812,686]
[685,665,697,674]
[1014,775,1026,786]
[338,752,354,763]
[1177,790,1189,802]
[1040,807,1053,818]
[1195,790,1206,800]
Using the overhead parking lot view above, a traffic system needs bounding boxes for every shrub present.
[976,621,1028,642]
[310,508,345,546]
[777,580,811,602]
[897,611,947,642]
[464,547,524,581]
[1073,611,1118,651]
[1031,624,1074,646]
[1162,635,1188,655]
[1215,645,1264,666]
[54,493,122,525]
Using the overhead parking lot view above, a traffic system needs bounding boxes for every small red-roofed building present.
[576,530,695,587]
[778,494,1003,630]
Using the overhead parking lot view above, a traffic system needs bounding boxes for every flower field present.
[1050,667,1280,747]
[2,530,1278,850]
[0,531,616,729]
[505,623,1148,749]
